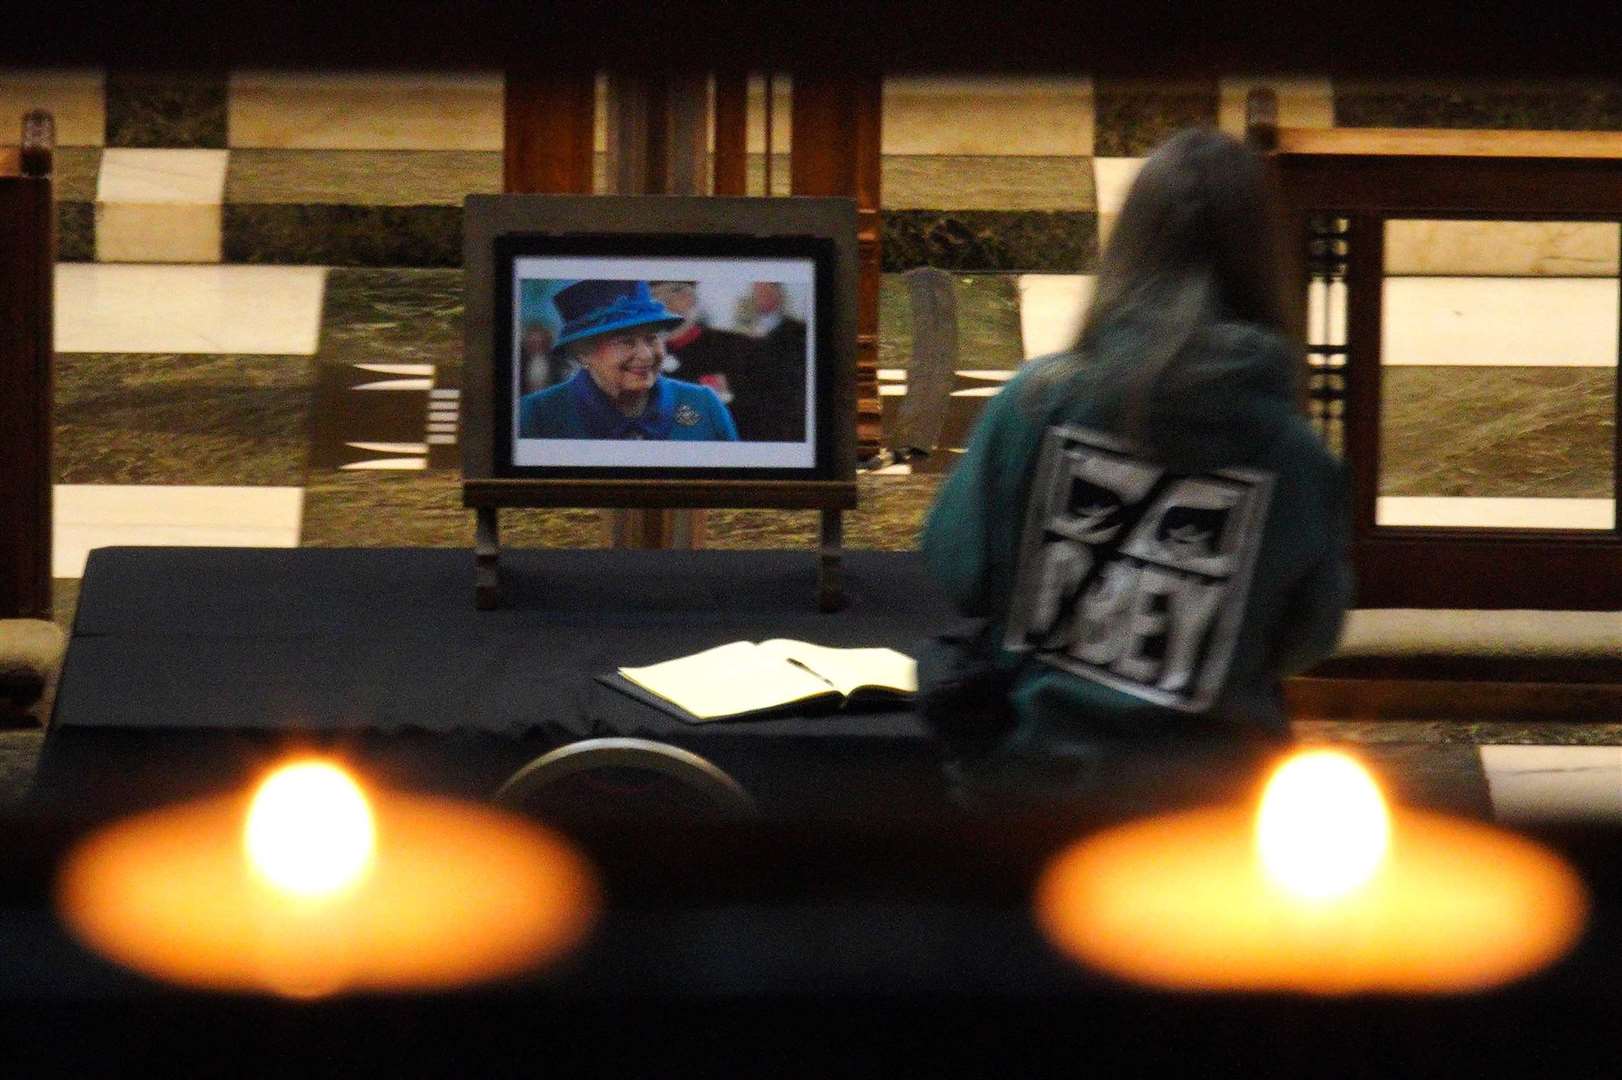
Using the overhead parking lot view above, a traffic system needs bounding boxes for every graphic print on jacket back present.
[1003,425,1275,712]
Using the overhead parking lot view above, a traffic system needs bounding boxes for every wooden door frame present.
[1270,142,1622,609]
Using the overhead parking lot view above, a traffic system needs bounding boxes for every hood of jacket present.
[1050,316,1301,472]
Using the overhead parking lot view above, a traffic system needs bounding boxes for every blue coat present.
[519,369,739,440]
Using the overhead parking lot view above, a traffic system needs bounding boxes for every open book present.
[604,639,917,723]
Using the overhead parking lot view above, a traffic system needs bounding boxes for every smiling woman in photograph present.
[517,280,739,441]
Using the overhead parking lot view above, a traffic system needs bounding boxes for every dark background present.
[5,2,1614,77]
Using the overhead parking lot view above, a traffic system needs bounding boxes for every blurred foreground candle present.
[57,759,598,998]
[1036,749,1587,994]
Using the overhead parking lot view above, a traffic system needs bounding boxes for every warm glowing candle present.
[58,759,598,998]
[1255,749,1390,901]
[1036,749,1588,994]
[244,761,377,897]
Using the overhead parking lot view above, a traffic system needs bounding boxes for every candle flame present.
[244,760,376,899]
[1255,749,1391,902]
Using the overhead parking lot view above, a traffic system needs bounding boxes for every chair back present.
[494,737,757,826]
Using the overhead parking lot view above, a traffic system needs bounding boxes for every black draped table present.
[37,546,962,816]
[14,548,1622,1071]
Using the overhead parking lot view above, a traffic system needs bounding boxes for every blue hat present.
[552,280,684,349]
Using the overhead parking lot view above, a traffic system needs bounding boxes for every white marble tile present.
[1481,745,1622,824]
[1385,220,1620,277]
[229,70,503,150]
[1093,158,1146,250]
[53,485,304,579]
[1217,76,1334,138]
[1092,157,1146,216]
[95,203,222,263]
[55,264,327,354]
[1017,274,1094,359]
[1382,277,1620,366]
[95,148,231,263]
[746,74,795,155]
[0,68,105,146]
[97,148,228,204]
[1375,496,1614,530]
[882,76,1093,156]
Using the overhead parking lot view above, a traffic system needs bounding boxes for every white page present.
[619,641,837,720]
[757,640,917,698]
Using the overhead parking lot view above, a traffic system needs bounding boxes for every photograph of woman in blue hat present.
[517,279,740,441]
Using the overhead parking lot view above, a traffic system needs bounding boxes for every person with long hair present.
[919,129,1352,802]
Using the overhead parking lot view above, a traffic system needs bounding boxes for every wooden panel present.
[465,479,859,510]
[1342,213,1383,538]
[1276,154,1622,216]
[1273,146,1622,609]
[1348,536,1622,610]
[1278,127,1622,159]
[0,170,53,619]
[791,72,882,459]
[504,69,595,194]
[712,72,747,197]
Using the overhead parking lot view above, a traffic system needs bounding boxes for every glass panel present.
[1378,219,1618,530]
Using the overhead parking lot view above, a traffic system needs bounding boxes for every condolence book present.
[603,640,917,723]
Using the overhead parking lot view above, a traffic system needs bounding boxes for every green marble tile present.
[105,70,227,148]
[300,470,943,552]
[221,150,499,266]
[53,353,312,486]
[706,474,944,551]
[1380,366,1615,497]
[315,268,464,376]
[1335,79,1622,130]
[882,156,1094,211]
[299,469,606,549]
[882,210,1097,273]
[52,146,100,203]
[1294,719,1622,745]
[224,204,461,267]
[0,730,44,808]
[57,202,92,262]
[878,272,1026,372]
[745,153,794,198]
[225,149,501,205]
[51,146,99,261]
[51,578,81,631]
[1094,79,1219,157]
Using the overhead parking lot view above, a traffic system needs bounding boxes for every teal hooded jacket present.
[921,318,1352,754]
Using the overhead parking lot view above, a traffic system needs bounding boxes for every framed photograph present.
[497,234,833,477]
[463,195,858,503]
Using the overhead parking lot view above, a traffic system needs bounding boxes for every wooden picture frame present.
[461,194,860,610]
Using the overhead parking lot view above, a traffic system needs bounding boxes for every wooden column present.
[712,72,748,197]
[603,71,712,548]
[790,72,883,460]
[503,69,596,195]
[0,110,54,619]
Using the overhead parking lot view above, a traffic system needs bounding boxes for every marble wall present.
[13,69,1622,547]
[7,70,1622,273]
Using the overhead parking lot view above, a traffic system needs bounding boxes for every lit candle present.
[57,759,598,998]
[1036,749,1588,994]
